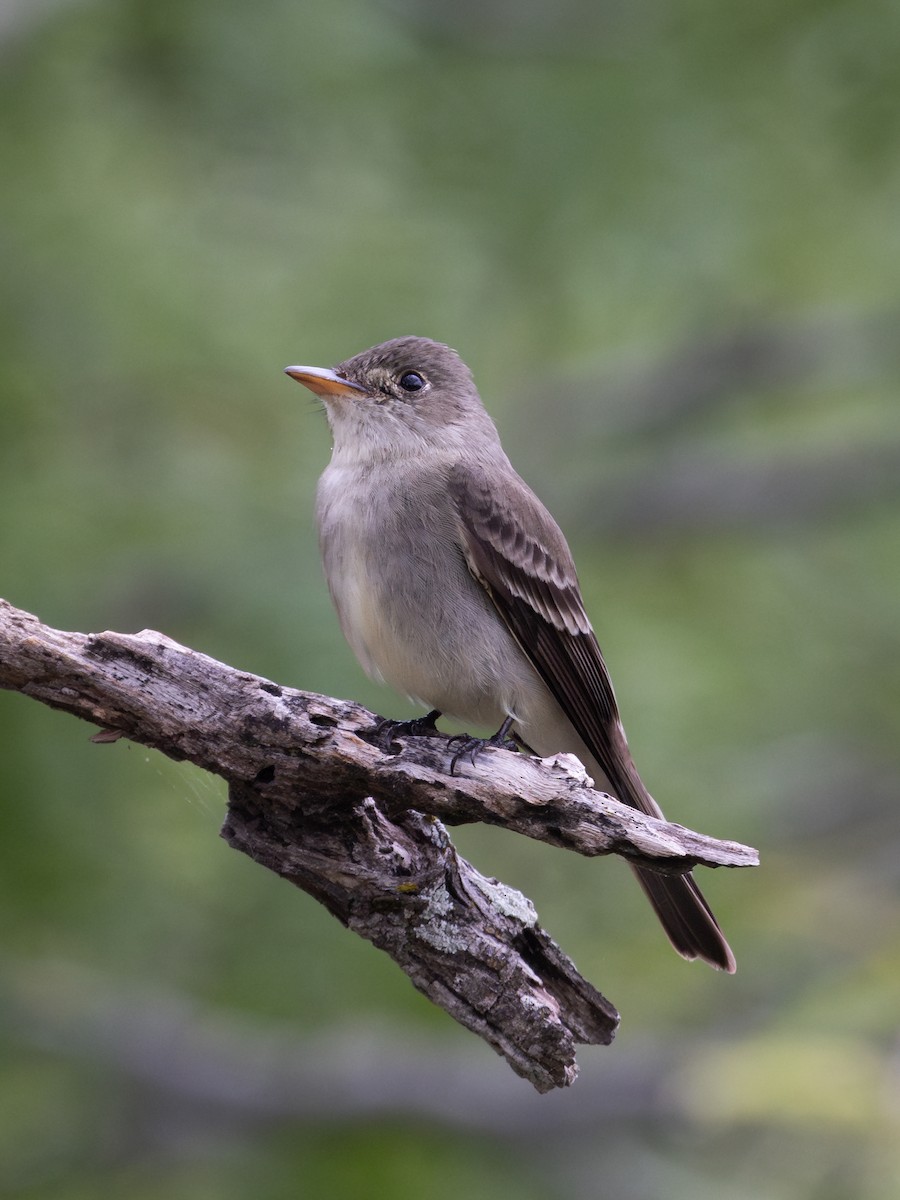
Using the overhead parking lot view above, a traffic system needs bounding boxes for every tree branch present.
[0,598,757,1091]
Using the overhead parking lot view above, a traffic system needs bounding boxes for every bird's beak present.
[283,365,367,399]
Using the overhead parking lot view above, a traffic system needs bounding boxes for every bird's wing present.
[450,461,737,973]
[448,460,652,814]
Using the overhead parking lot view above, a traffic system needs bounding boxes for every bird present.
[284,336,736,972]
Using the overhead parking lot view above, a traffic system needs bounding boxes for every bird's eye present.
[398,371,426,392]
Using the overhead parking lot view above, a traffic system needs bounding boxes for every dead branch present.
[0,598,757,1091]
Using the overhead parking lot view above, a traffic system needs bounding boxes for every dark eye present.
[399,371,426,392]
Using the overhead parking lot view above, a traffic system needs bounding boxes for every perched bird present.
[285,337,735,972]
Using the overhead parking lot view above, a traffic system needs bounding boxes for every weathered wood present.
[0,598,757,1090]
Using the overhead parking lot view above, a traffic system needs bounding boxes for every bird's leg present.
[447,716,518,776]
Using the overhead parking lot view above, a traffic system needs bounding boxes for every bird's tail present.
[631,864,736,973]
[517,707,736,971]
[588,726,736,972]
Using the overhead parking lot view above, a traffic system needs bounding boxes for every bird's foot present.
[447,716,518,776]
[370,709,443,748]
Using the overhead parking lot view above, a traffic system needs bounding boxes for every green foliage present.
[2,1,899,1196]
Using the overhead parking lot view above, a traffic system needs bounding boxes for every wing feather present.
[448,462,735,973]
[449,461,642,807]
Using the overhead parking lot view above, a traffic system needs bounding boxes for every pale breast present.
[316,460,537,727]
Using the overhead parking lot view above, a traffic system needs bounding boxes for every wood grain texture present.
[0,598,757,1090]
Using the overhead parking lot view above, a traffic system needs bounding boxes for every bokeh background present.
[2,1,900,1196]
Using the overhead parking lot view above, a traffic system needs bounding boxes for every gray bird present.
[285,336,735,972]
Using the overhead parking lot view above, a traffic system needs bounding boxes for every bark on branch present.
[0,598,757,1091]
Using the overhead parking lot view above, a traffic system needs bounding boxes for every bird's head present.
[284,336,499,463]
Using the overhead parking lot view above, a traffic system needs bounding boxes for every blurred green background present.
[2,0,899,1196]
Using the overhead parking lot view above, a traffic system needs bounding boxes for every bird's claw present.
[371,709,442,747]
[447,718,517,776]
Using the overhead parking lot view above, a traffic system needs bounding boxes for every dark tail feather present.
[632,865,736,973]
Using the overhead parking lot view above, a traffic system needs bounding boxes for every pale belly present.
[317,464,537,729]
[319,471,619,798]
